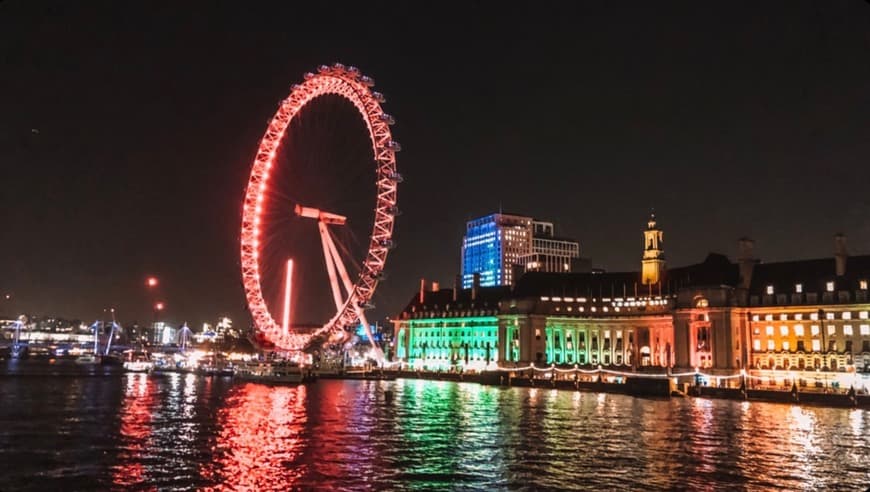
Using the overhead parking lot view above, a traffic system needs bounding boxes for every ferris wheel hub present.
[293,204,347,225]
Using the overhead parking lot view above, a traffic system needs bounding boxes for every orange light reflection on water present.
[201,383,308,490]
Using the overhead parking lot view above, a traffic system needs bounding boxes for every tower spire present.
[641,212,665,286]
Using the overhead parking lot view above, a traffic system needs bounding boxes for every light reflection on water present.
[0,364,868,490]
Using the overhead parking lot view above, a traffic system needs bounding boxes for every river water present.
[0,360,868,491]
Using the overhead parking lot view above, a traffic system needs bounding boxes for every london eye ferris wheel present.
[239,63,400,356]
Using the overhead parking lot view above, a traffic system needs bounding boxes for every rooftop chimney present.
[453,275,461,301]
[737,237,757,289]
[834,233,848,277]
[472,272,481,301]
[419,278,425,304]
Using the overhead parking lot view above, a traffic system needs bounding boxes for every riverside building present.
[394,216,870,392]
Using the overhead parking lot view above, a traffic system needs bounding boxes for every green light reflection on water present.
[395,379,505,490]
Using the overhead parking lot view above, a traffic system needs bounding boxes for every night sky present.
[2,1,869,328]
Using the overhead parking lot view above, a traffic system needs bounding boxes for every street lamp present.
[146,276,159,288]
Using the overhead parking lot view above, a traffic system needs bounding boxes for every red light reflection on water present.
[112,373,156,487]
[201,383,308,490]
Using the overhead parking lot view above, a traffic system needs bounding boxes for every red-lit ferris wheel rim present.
[240,64,399,351]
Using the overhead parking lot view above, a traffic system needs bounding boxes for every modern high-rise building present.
[522,220,582,274]
[461,213,532,288]
[461,213,581,288]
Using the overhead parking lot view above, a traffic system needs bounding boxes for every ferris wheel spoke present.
[318,220,345,313]
[323,227,384,358]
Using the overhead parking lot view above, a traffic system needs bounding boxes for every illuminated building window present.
[765,314,774,322]
[810,312,819,321]
[535,329,541,340]
[842,312,852,320]
[795,313,803,321]
[752,314,760,322]
[766,326,774,336]
[812,339,821,352]
[861,325,870,336]
[780,325,789,336]
[826,281,835,292]
[794,325,804,337]
[782,341,790,351]
[844,325,853,336]
[795,283,803,293]
[861,280,868,290]
[753,327,760,335]
[767,340,775,351]
[811,325,820,336]
[827,325,836,336]
[753,339,761,351]
[766,285,774,295]
[860,311,869,320]
[826,312,835,320]
[780,314,788,321]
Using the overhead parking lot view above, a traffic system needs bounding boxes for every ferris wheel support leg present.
[319,221,345,313]
[282,259,294,336]
[323,227,384,362]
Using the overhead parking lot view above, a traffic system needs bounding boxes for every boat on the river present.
[122,350,154,373]
[196,353,234,377]
[75,354,101,365]
[234,361,307,385]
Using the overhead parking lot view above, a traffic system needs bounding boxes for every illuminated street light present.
[155,302,165,311]
[146,276,159,288]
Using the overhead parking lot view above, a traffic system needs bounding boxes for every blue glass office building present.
[461,214,532,289]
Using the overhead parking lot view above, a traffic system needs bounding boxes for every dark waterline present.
[1,360,868,491]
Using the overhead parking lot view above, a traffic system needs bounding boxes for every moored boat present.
[234,361,307,385]
[75,354,101,365]
[123,350,154,373]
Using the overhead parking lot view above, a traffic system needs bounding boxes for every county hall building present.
[392,214,870,391]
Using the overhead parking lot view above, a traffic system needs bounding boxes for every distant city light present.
[146,276,159,287]
[155,302,165,311]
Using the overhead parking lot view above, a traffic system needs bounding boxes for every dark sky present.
[2,1,869,328]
